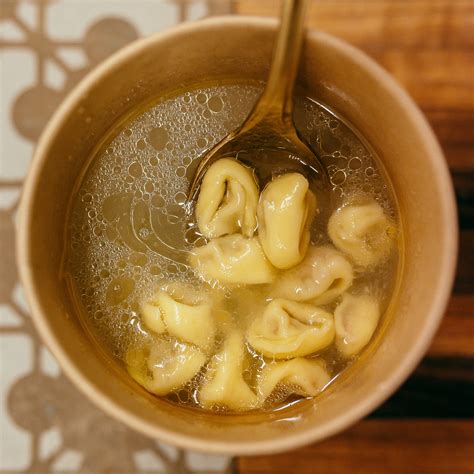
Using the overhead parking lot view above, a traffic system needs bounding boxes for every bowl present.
[17,16,457,455]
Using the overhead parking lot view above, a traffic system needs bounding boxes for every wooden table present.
[230,1,474,472]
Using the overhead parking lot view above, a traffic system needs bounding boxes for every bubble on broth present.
[67,83,399,413]
[128,161,142,178]
[148,126,168,151]
[207,95,224,113]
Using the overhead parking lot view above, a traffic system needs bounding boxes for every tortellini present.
[257,173,316,269]
[257,358,330,402]
[199,331,259,410]
[189,234,276,285]
[247,299,335,359]
[128,151,396,412]
[140,285,215,351]
[271,246,354,305]
[334,293,380,357]
[196,158,259,239]
[328,201,395,267]
[126,340,206,396]
[140,300,166,334]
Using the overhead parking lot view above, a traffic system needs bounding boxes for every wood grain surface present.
[237,420,474,473]
[232,1,474,472]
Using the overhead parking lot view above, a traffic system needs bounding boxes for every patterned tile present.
[0,1,233,472]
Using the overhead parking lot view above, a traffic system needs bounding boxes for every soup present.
[66,82,400,412]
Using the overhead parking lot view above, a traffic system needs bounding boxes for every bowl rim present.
[17,15,458,455]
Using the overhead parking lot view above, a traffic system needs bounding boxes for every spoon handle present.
[250,0,309,125]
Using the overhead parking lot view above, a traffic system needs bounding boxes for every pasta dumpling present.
[328,201,395,267]
[247,299,335,359]
[126,340,206,396]
[140,285,215,351]
[199,331,259,410]
[140,300,166,334]
[257,358,330,402]
[189,234,276,285]
[196,158,259,238]
[271,246,354,305]
[334,293,380,357]
[258,173,316,269]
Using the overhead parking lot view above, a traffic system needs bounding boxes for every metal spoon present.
[188,0,327,203]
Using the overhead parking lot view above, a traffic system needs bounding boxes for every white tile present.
[133,449,167,472]
[0,303,23,327]
[47,0,178,40]
[0,187,20,209]
[0,19,27,41]
[55,47,88,71]
[186,1,208,21]
[0,50,35,179]
[51,448,83,471]
[155,441,179,462]
[40,345,61,378]
[185,451,231,471]
[45,58,67,90]
[16,2,37,31]
[12,283,29,315]
[0,334,33,470]
[39,426,62,461]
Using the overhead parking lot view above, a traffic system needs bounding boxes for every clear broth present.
[65,81,400,412]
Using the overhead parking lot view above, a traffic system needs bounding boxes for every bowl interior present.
[18,17,457,454]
